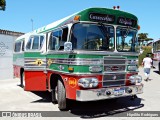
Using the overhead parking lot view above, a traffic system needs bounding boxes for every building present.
[0,29,24,80]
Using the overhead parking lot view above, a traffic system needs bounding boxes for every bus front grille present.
[103,57,126,87]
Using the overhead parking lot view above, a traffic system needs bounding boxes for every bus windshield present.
[116,27,138,52]
[70,23,114,51]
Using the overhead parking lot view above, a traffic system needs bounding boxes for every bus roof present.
[153,39,160,43]
[35,7,138,34]
[15,32,44,42]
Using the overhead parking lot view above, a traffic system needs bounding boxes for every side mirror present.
[64,42,72,51]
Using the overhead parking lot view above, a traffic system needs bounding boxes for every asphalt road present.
[0,67,160,120]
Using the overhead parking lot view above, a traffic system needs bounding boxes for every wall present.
[0,30,23,80]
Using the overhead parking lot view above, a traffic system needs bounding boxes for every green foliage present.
[138,46,152,66]
[138,33,153,45]
[0,0,6,11]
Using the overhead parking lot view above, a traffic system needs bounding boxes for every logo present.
[111,66,119,71]
[58,65,64,70]
[68,78,77,88]
[35,59,43,66]
[47,59,53,67]
[2,112,11,117]
[112,75,117,80]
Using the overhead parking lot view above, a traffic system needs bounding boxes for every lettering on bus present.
[89,13,115,23]
[117,17,137,27]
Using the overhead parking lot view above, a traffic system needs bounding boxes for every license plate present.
[114,88,125,96]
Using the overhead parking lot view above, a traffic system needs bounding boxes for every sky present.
[0,0,160,40]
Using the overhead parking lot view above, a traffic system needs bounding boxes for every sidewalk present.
[137,67,160,111]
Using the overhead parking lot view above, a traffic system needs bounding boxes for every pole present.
[31,19,33,31]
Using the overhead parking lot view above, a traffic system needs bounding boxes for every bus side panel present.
[13,65,21,78]
[24,71,47,91]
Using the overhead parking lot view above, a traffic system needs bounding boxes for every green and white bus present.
[13,7,143,110]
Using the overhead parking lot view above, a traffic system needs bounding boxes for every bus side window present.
[32,36,39,49]
[48,33,56,50]
[60,27,68,50]
[14,42,21,52]
[48,30,62,50]
[22,40,25,51]
[26,37,32,50]
[40,36,44,48]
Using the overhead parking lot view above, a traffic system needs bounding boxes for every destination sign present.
[117,17,137,27]
[89,13,115,23]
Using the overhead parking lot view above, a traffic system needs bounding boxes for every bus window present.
[48,30,62,50]
[22,40,25,51]
[14,42,21,52]
[26,35,44,50]
[26,37,32,50]
[32,36,39,49]
[116,27,137,52]
[59,28,68,50]
[40,36,44,48]
[70,23,114,51]
[157,41,160,51]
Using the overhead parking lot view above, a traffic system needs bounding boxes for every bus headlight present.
[128,65,137,71]
[127,60,138,65]
[129,75,142,84]
[78,78,98,88]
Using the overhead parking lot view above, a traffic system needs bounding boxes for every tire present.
[51,87,58,104]
[130,95,137,100]
[20,72,25,88]
[57,79,67,110]
[158,62,160,74]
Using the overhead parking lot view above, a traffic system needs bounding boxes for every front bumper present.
[76,84,143,101]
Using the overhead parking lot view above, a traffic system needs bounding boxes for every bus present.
[153,39,160,73]
[13,7,143,110]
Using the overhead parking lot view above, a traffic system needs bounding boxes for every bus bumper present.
[76,84,143,101]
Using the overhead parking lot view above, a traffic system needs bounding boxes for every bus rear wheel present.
[20,72,25,88]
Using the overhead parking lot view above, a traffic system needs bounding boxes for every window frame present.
[48,27,68,51]
[69,22,115,51]
[26,35,44,51]
[116,26,138,52]
[14,39,25,53]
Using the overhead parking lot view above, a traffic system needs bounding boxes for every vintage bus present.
[153,39,160,73]
[13,7,143,110]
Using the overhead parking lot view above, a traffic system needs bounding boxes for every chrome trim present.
[46,58,103,66]
[47,50,138,56]
[103,79,126,82]
[24,69,45,71]
[76,84,143,101]
[47,69,103,75]
[47,68,138,75]
[102,56,127,87]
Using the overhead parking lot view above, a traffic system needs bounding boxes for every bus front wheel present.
[57,79,67,111]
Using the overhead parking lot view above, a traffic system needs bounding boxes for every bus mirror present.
[64,42,72,51]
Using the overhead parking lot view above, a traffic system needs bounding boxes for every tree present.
[138,33,153,46]
[0,0,6,11]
